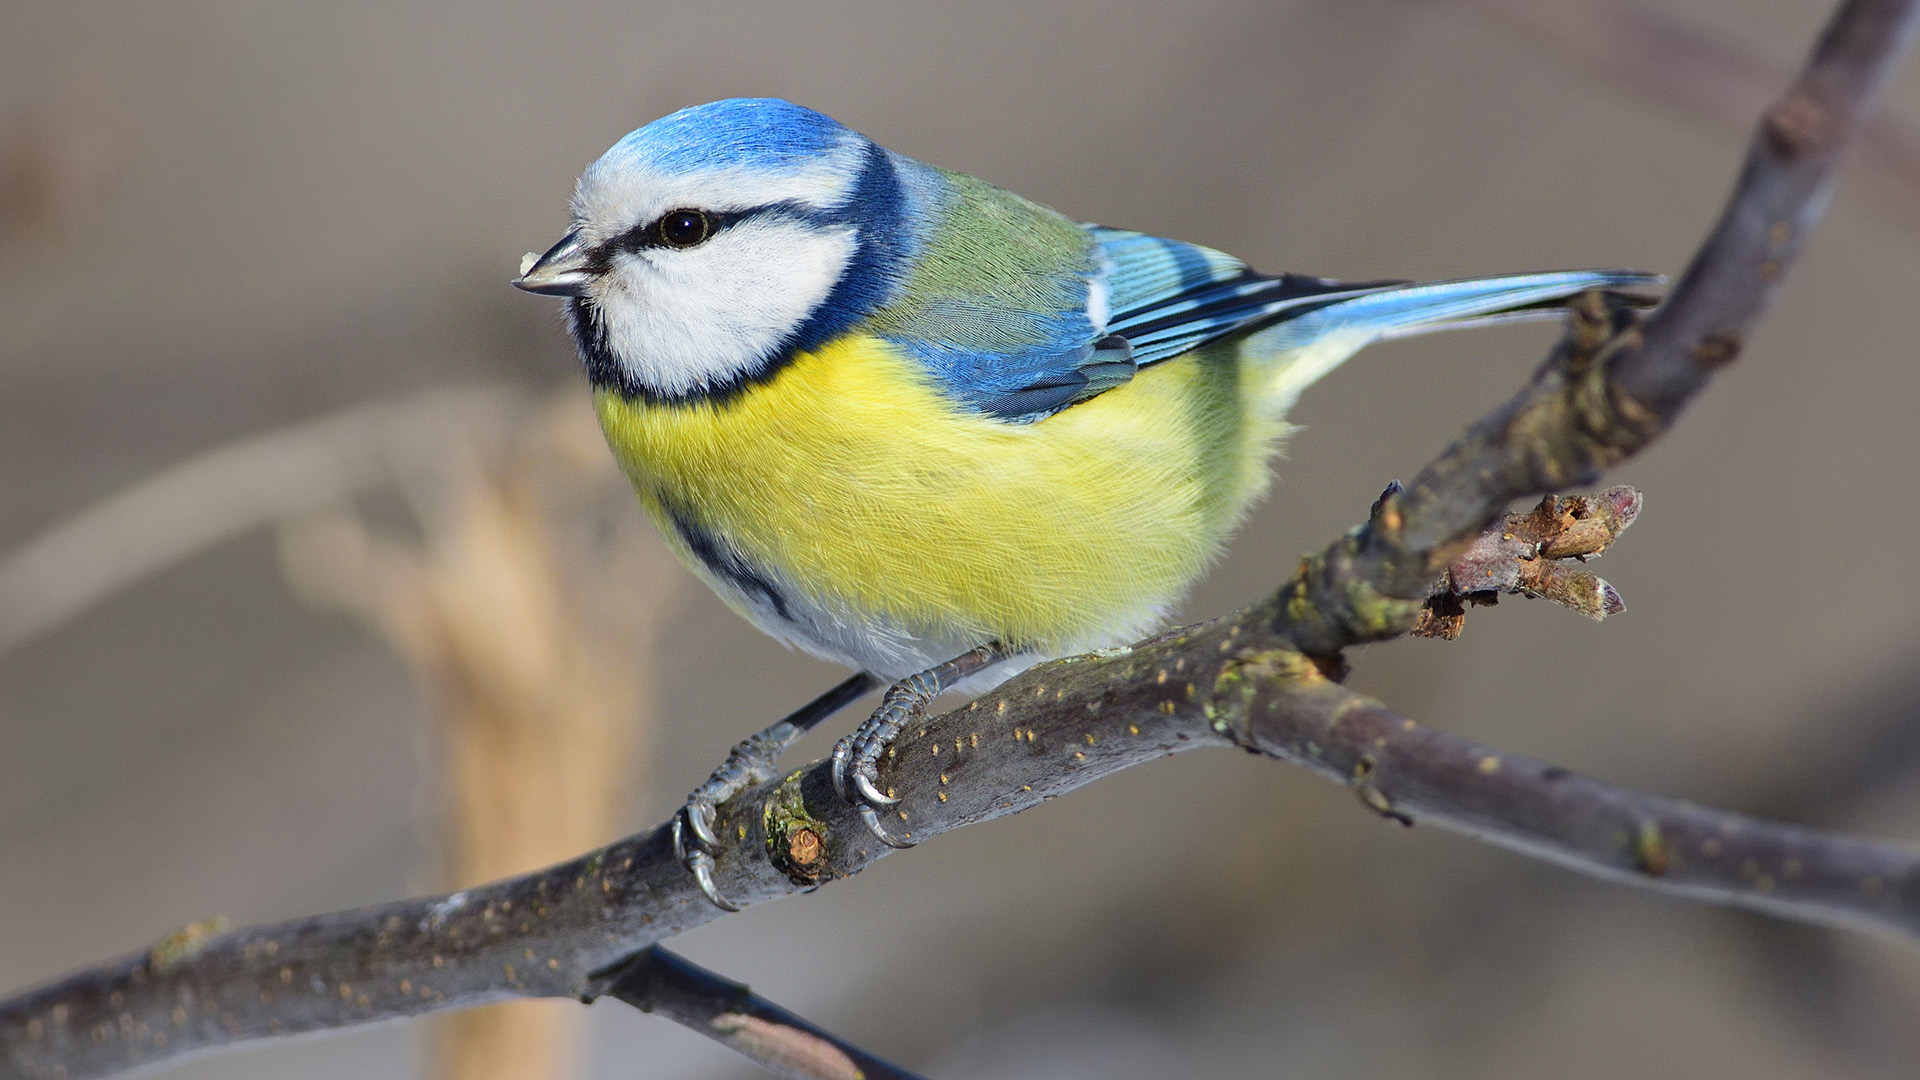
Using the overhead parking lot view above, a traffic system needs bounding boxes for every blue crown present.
[601,98,853,173]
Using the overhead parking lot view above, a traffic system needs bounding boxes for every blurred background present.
[4,0,1920,1077]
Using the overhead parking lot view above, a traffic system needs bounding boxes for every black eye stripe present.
[609,208,745,254]
[603,201,828,258]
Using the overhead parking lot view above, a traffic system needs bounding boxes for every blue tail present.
[1252,269,1659,406]
[1267,269,1658,350]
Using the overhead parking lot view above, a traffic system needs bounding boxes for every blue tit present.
[515,98,1654,904]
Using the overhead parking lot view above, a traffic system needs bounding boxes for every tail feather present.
[1254,269,1659,407]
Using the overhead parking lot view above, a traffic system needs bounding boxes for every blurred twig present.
[281,399,656,1080]
[0,388,518,656]
[1465,0,1920,225]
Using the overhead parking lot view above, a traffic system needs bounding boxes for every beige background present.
[5,1,1920,1077]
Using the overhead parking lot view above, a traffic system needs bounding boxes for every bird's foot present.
[673,728,787,912]
[831,643,1012,848]
[675,673,875,911]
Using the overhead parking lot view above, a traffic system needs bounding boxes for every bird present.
[513,97,1655,908]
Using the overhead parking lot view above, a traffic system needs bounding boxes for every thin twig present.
[1413,485,1640,638]
[607,949,927,1080]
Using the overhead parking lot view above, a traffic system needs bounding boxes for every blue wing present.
[895,219,1657,423]
[926,226,1401,422]
[1091,226,1406,369]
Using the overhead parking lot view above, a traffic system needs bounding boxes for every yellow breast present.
[593,332,1289,656]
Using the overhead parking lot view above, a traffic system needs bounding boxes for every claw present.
[686,799,720,849]
[675,811,744,911]
[853,770,898,807]
[860,803,919,849]
[688,850,743,912]
[830,740,854,801]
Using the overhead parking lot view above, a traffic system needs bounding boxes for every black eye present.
[657,209,712,248]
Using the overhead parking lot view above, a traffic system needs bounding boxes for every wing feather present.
[875,200,1659,423]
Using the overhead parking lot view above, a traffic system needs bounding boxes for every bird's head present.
[515,99,912,402]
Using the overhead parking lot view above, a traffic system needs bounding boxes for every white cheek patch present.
[591,217,857,396]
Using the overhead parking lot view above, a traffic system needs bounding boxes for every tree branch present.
[3,1,1917,1078]
[7,594,1920,1079]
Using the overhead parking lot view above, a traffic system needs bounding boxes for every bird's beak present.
[513,228,595,296]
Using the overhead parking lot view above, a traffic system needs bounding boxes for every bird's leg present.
[675,671,877,911]
[832,642,1014,848]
